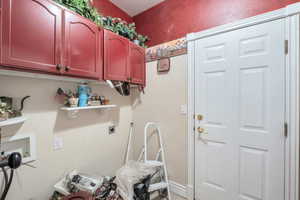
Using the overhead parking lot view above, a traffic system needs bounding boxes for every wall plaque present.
[157,58,170,72]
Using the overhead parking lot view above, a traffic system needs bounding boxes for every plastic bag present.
[116,161,157,200]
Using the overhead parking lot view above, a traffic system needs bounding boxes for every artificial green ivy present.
[53,0,149,47]
[54,0,103,26]
[102,17,149,47]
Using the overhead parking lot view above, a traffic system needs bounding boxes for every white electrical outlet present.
[53,136,64,150]
[180,104,187,115]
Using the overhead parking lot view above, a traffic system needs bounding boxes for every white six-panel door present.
[194,19,285,200]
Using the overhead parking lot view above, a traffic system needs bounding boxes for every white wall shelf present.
[0,116,26,128]
[61,105,117,111]
[60,105,117,118]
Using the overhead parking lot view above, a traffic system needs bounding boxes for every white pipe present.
[125,122,134,164]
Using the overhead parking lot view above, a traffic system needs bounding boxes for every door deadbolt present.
[196,114,203,121]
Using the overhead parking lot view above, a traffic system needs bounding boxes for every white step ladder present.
[138,122,171,199]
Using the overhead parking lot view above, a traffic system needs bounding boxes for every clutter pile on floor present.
[50,173,122,200]
[50,122,170,200]
[50,161,165,200]
[115,161,166,200]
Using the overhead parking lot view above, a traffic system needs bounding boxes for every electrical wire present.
[0,128,2,152]
[1,167,8,188]
[0,130,19,200]
[0,152,22,200]
[0,169,14,200]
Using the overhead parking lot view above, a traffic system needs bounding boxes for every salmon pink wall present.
[133,0,300,46]
[93,0,133,23]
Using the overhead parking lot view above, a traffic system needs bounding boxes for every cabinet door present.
[0,0,2,63]
[2,0,62,73]
[64,11,102,79]
[104,30,129,81]
[129,43,145,85]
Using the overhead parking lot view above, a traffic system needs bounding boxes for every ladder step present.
[148,182,168,192]
[145,160,164,167]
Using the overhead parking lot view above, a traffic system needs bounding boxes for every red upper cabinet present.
[104,30,129,82]
[104,30,146,86]
[129,43,145,85]
[2,0,62,73]
[0,0,2,63]
[0,0,144,84]
[63,11,102,79]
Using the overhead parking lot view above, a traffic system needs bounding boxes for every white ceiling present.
[110,0,165,17]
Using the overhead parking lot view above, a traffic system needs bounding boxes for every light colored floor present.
[171,193,186,200]
[152,193,186,200]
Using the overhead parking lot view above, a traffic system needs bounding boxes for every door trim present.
[284,14,300,200]
[187,3,300,200]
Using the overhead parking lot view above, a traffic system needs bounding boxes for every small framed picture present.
[157,58,170,72]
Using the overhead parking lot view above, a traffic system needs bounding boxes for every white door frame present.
[187,3,300,200]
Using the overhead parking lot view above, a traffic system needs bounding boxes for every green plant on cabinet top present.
[53,0,103,26]
[53,0,149,47]
[102,17,149,48]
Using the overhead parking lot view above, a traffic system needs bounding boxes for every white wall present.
[131,55,188,185]
[0,75,133,199]
[0,54,188,199]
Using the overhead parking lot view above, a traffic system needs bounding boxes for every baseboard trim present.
[169,181,187,198]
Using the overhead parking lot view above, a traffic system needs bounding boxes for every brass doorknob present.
[197,127,205,133]
[197,127,208,135]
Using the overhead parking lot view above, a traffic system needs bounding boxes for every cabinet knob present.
[56,64,62,71]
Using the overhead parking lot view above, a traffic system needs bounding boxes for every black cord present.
[0,128,2,153]
[1,167,8,188]
[0,169,14,200]
[20,96,30,111]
